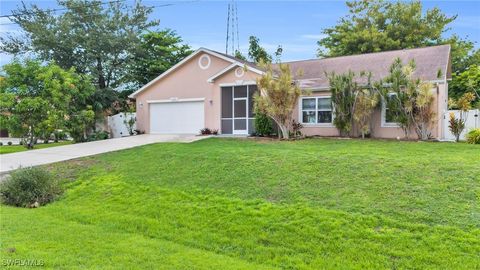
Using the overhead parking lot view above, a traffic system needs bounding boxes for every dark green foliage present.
[466,128,480,144]
[7,141,12,146]
[449,65,480,101]
[127,30,192,88]
[87,131,109,142]
[0,167,61,207]
[0,60,95,147]
[234,50,247,61]
[248,36,272,64]
[1,0,158,90]
[317,1,479,99]
[254,112,273,137]
[318,0,455,57]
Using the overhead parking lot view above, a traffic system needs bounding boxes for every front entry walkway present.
[0,134,206,174]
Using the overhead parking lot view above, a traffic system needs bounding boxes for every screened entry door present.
[221,85,257,135]
[233,98,248,134]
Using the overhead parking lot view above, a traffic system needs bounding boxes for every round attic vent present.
[235,66,245,78]
[198,54,211,70]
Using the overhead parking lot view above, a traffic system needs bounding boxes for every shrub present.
[53,130,67,141]
[290,120,303,139]
[0,142,2,146]
[211,129,219,135]
[7,141,12,146]
[200,128,212,135]
[254,112,273,137]
[87,131,109,141]
[96,131,109,140]
[466,128,480,144]
[0,167,62,207]
[448,112,465,142]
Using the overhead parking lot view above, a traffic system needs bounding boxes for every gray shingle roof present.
[278,45,451,89]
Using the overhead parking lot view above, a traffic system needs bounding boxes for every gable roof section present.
[207,62,265,82]
[130,45,451,98]
[279,45,451,90]
[129,48,263,98]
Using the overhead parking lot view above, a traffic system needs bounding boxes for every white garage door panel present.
[150,101,204,134]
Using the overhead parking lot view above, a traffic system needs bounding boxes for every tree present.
[327,71,379,138]
[0,60,95,147]
[378,58,436,140]
[445,35,480,73]
[255,63,302,139]
[448,92,476,142]
[248,36,272,64]
[1,0,160,116]
[2,0,158,90]
[127,30,192,88]
[317,0,479,99]
[449,65,480,101]
[327,71,357,136]
[317,0,455,57]
[353,88,379,139]
[234,50,247,61]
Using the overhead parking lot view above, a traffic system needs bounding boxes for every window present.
[301,97,333,124]
[382,93,399,126]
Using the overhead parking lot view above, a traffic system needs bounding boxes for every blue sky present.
[1,0,479,65]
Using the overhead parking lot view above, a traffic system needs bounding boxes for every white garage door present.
[149,101,204,134]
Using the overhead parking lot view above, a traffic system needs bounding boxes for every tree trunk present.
[278,124,289,139]
[97,57,106,89]
[27,127,35,149]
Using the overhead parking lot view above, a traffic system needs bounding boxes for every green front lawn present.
[1,138,479,269]
[0,141,72,154]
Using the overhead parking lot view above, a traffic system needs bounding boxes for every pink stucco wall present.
[134,51,448,140]
[134,52,231,133]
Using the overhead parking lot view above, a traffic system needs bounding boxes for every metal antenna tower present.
[225,0,239,55]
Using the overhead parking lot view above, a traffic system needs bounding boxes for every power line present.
[0,0,125,19]
[0,0,199,25]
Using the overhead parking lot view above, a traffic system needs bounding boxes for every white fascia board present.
[207,63,265,83]
[129,48,238,98]
[207,63,238,83]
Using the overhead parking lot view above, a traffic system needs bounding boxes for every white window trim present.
[381,93,401,128]
[198,54,211,70]
[299,96,335,127]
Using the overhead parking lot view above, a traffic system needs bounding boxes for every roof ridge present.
[282,44,451,64]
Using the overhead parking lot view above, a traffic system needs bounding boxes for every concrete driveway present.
[0,134,206,174]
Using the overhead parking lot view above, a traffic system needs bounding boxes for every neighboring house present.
[129,45,451,139]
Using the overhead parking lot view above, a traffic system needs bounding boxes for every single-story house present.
[129,45,451,139]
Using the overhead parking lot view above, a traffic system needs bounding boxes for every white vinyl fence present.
[443,109,479,141]
[108,112,136,138]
